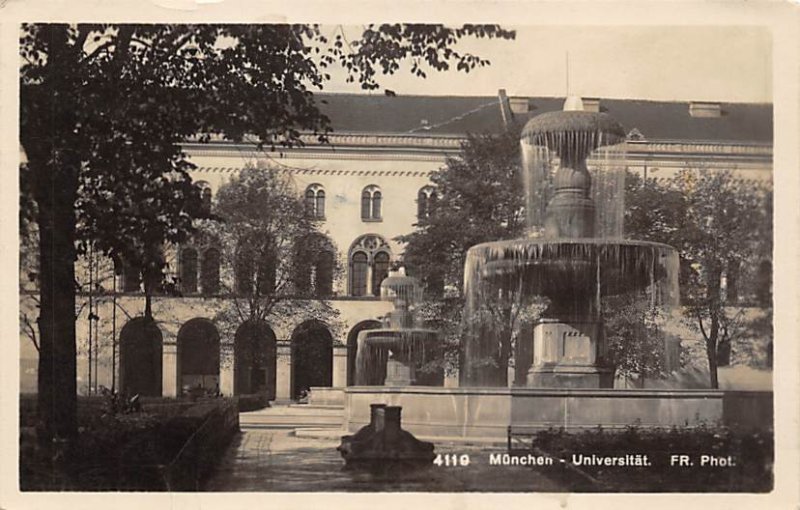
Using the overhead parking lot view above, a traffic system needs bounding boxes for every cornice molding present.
[184,133,773,176]
[192,166,436,177]
[184,132,771,156]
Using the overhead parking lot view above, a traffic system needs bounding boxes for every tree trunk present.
[35,160,79,441]
[144,287,153,320]
[22,24,81,443]
[716,339,732,367]
[707,343,719,389]
[498,324,512,387]
[705,265,723,389]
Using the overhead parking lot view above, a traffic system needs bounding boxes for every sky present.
[322,25,772,103]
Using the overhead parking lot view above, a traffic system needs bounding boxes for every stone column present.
[219,342,235,397]
[275,340,292,403]
[444,371,459,388]
[332,345,348,388]
[162,341,178,397]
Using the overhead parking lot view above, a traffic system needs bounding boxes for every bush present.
[20,398,239,491]
[236,393,270,412]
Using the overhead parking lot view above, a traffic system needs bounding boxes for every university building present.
[19,92,773,400]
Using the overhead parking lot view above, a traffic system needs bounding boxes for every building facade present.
[19,93,773,399]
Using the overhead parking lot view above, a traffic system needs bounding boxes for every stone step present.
[243,422,342,430]
[243,405,343,416]
[240,415,343,425]
[239,404,344,429]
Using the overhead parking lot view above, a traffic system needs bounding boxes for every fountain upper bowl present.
[465,238,678,300]
[521,111,626,150]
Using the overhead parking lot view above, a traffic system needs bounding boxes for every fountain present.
[341,270,440,469]
[354,267,443,387]
[342,98,720,440]
[461,97,679,388]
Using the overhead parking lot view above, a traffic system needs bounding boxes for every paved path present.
[205,426,565,492]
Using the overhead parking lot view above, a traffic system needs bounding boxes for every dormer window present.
[361,185,382,221]
[305,184,325,219]
[689,102,722,118]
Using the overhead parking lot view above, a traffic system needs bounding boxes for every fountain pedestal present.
[385,358,415,386]
[527,319,613,388]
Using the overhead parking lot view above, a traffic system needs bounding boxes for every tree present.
[602,293,669,381]
[673,169,772,388]
[20,23,515,441]
[206,164,341,354]
[399,129,527,384]
[400,129,526,293]
[624,169,772,388]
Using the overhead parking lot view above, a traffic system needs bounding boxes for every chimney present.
[582,98,601,113]
[689,101,722,118]
[509,97,531,114]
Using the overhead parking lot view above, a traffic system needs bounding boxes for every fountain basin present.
[466,238,679,302]
[355,329,443,386]
[344,386,726,439]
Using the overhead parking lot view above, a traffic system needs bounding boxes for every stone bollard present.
[383,406,402,443]
[373,405,386,433]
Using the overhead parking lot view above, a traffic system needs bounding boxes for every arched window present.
[361,189,371,219]
[235,239,276,296]
[201,247,220,295]
[121,260,141,293]
[372,252,390,296]
[256,245,277,296]
[348,234,392,297]
[202,188,212,212]
[417,185,438,220]
[315,250,334,297]
[196,181,212,214]
[180,247,198,294]
[235,248,254,295]
[305,184,325,219]
[372,190,382,219]
[361,185,382,221]
[351,252,368,297]
[294,234,335,298]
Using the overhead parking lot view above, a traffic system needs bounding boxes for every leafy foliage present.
[603,293,668,379]
[19,22,514,439]
[204,164,342,362]
[400,128,526,295]
[412,297,465,376]
[624,169,772,387]
[399,129,527,382]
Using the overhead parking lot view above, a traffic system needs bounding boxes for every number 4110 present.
[434,454,471,467]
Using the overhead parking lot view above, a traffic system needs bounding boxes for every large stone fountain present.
[461,98,679,388]
[342,98,720,440]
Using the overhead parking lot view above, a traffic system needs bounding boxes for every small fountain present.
[461,97,679,388]
[354,267,443,387]
[339,268,440,469]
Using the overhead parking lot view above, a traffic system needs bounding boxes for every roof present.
[314,93,773,144]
